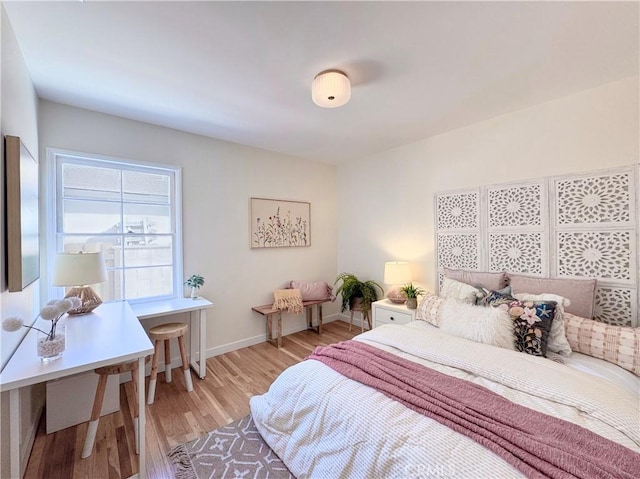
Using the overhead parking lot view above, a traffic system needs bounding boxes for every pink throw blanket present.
[308,341,640,479]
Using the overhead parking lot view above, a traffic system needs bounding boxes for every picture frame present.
[250,197,311,248]
[5,135,40,291]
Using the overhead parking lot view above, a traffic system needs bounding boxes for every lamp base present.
[65,286,103,315]
[386,287,407,304]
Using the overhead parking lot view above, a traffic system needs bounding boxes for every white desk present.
[0,302,154,479]
[131,297,212,379]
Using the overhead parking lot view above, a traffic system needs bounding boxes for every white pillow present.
[514,292,572,357]
[440,300,515,350]
[439,277,481,304]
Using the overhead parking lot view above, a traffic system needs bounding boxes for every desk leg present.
[137,355,146,479]
[188,310,207,380]
[10,389,20,478]
[189,310,197,376]
[198,309,207,379]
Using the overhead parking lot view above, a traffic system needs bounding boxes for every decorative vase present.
[37,325,66,362]
[406,298,418,310]
[190,287,198,299]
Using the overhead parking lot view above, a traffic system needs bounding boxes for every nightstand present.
[372,300,416,328]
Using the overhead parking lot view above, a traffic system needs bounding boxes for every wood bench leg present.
[266,313,274,345]
[276,313,282,348]
[306,305,322,335]
[266,313,282,348]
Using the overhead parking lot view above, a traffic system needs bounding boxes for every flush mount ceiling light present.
[312,70,351,108]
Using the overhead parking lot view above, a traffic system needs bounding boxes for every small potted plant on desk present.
[185,274,205,299]
[400,283,425,310]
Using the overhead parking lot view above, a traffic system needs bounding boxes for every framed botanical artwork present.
[5,135,40,291]
[250,198,310,248]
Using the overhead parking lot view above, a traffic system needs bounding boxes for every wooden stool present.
[147,322,193,405]
[349,306,371,332]
[82,360,143,459]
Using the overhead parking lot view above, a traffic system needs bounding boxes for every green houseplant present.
[334,273,383,312]
[400,282,426,309]
[185,274,205,299]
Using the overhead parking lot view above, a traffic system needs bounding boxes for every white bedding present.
[250,323,640,479]
[406,319,640,395]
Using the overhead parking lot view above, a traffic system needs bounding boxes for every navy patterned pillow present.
[480,286,512,306]
[482,289,513,307]
[485,291,556,357]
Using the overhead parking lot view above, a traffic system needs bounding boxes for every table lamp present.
[384,261,411,304]
[52,252,108,315]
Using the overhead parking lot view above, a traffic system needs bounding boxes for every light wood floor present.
[24,320,358,479]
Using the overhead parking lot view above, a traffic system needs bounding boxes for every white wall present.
[337,77,640,293]
[38,101,340,355]
[0,4,44,477]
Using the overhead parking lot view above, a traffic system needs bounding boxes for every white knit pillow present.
[439,277,481,305]
[439,301,515,351]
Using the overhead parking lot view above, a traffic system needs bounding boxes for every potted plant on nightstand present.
[185,274,205,299]
[400,283,425,309]
[334,273,382,313]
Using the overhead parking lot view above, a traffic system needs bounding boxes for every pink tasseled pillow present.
[289,281,335,302]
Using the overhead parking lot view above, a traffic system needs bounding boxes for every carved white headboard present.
[435,165,639,326]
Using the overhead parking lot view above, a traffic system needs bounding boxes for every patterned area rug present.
[168,415,295,479]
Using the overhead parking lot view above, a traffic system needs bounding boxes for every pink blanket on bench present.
[308,340,640,479]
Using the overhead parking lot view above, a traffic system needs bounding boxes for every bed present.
[250,312,640,478]
[249,166,640,477]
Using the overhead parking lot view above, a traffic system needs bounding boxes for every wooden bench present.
[251,300,327,348]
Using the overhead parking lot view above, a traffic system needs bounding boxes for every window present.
[47,149,182,304]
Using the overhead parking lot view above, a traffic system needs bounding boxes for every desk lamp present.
[52,252,107,315]
[384,261,411,304]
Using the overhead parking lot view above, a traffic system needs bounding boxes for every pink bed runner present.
[308,341,640,479]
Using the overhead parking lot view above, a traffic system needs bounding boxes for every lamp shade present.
[312,70,351,108]
[384,261,411,285]
[52,252,107,287]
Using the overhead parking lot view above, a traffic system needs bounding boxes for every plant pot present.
[37,325,66,362]
[349,297,364,311]
[406,298,418,309]
[190,287,199,299]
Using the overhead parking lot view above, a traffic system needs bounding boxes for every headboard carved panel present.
[435,165,638,326]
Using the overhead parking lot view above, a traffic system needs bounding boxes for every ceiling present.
[3,1,638,164]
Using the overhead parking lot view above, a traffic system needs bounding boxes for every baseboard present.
[134,313,344,378]
[205,313,342,358]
